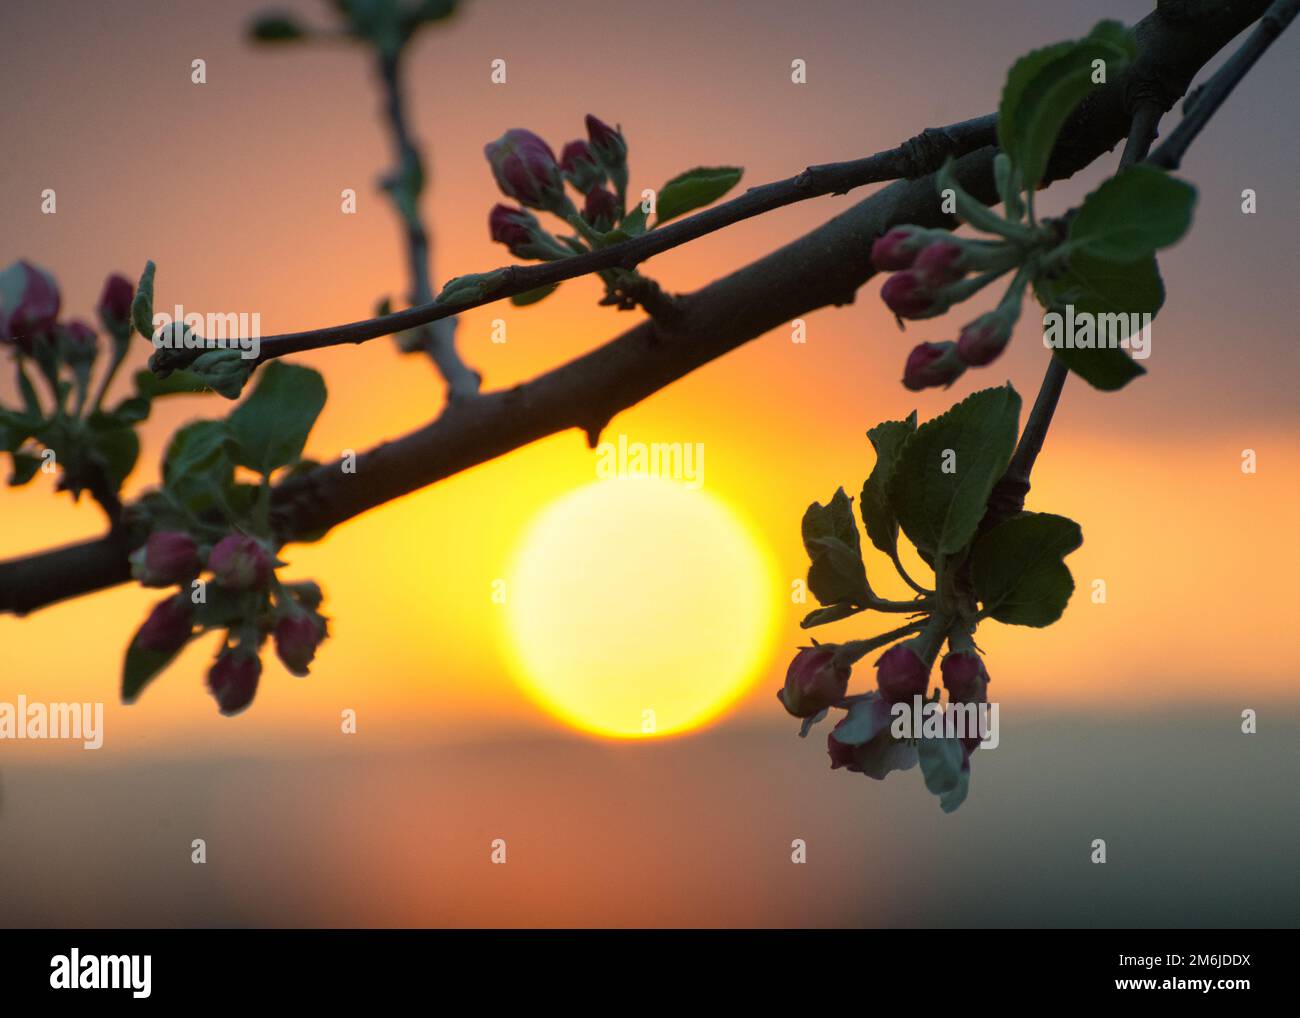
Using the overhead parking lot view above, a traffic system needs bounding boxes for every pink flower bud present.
[880,270,937,319]
[778,645,851,718]
[97,273,134,330]
[484,129,563,211]
[489,204,538,255]
[0,260,61,354]
[902,341,966,391]
[870,227,925,271]
[581,186,620,232]
[208,534,272,591]
[584,114,627,169]
[560,139,604,193]
[274,612,324,677]
[827,718,859,770]
[956,312,1013,367]
[941,652,989,703]
[135,596,194,653]
[57,320,99,366]
[207,649,261,716]
[875,643,930,704]
[913,241,965,285]
[131,531,201,587]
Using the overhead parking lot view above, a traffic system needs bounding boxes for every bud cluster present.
[126,526,328,716]
[869,229,1034,392]
[484,115,630,264]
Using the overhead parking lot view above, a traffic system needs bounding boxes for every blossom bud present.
[208,534,272,591]
[584,114,627,170]
[274,611,324,677]
[870,227,927,272]
[559,139,605,194]
[913,241,966,285]
[135,596,194,653]
[902,341,966,391]
[57,320,99,366]
[489,204,539,255]
[484,129,565,212]
[941,651,989,704]
[207,649,262,716]
[131,531,201,587]
[875,642,930,704]
[96,273,134,335]
[956,310,1014,367]
[0,260,61,353]
[582,186,620,232]
[879,270,939,319]
[777,645,851,718]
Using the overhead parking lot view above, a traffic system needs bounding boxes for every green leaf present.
[131,261,156,341]
[8,450,41,486]
[511,282,559,306]
[107,396,152,424]
[654,166,742,225]
[134,368,208,399]
[1052,344,1144,391]
[1068,165,1197,263]
[1001,21,1134,190]
[618,205,650,237]
[227,361,326,475]
[122,639,186,703]
[801,488,868,606]
[971,511,1083,627]
[806,536,869,607]
[889,386,1021,558]
[860,411,917,557]
[918,734,966,796]
[800,603,863,629]
[90,426,140,488]
[164,420,234,492]
[1034,250,1163,391]
[1036,250,1165,318]
[998,40,1075,163]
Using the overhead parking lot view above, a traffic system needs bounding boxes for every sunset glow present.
[503,477,777,738]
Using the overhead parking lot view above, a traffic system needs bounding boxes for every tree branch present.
[1,0,1279,617]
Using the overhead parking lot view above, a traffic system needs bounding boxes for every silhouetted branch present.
[0,0,1281,617]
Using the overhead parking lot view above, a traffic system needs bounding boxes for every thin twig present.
[1148,0,1300,171]
[376,51,480,399]
[156,116,999,371]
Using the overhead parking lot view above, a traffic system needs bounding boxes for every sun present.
[503,476,777,739]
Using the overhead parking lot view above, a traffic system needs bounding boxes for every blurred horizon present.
[1,0,1298,927]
